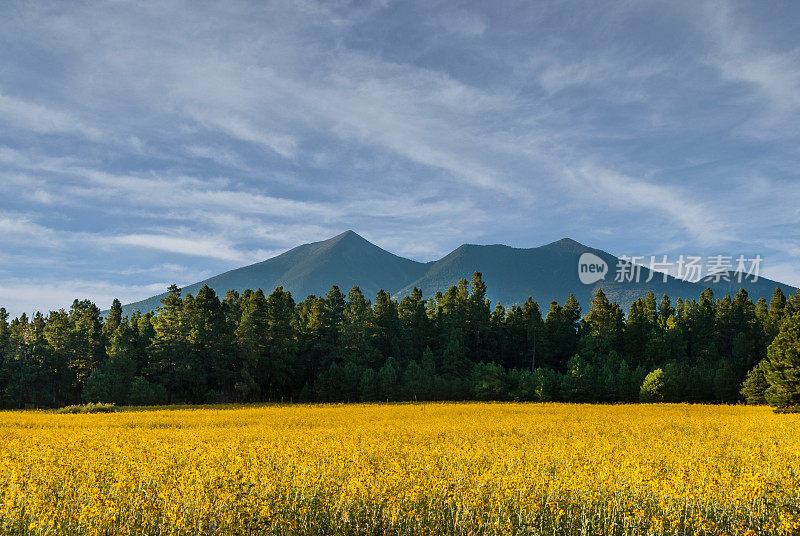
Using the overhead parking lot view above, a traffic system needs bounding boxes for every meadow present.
[0,403,798,536]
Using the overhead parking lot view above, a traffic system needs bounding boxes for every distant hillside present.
[393,238,698,309]
[118,232,797,316]
[119,231,430,317]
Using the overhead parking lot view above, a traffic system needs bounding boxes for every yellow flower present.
[0,403,797,535]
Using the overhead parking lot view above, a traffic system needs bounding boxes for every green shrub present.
[54,402,116,414]
[640,368,666,402]
[127,376,167,406]
[740,360,769,405]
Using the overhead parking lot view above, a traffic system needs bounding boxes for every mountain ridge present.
[116,231,797,316]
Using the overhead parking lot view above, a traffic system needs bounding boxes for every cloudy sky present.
[1,0,799,315]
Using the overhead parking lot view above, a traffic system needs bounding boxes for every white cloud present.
[115,263,198,276]
[110,233,256,263]
[185,109,298,158]
[565,163,729,247]
[31,189,55,204]
[0,214,63,247]
[1,150,341,221]
[701,2,800,129]
[0,0,798,314]
[184,145,249,170]
[760,261,800,289]
[0,92,103,139]
[0,279,169,317]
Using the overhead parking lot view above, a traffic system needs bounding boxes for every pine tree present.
[740,360,769,405]
[418,345,437,401]
[132,312,155,375]
[127,376,165,405]
[439,327,470,380]
[564,294,582,328]
[222,290,242,327]
[148,285,188,403]
[359,368,379,401]
[0,308,9,388]
[714,295,736,360]
[373,290,401,361]
[712,361,739,402]
[4,313,44,407]
[184,285,230,398]
[0,308,8,346]
[68,299,106,387]
[313,363,336,402]
[583,289,624,358]
[597,350,622,401]
[543,297,580,370]
[764,313,800,409]
[341,287,378,368]
[464,272,491,363]
[789,289,800,314]
[103,299,123,338]
[340,361,362,401]
[234,289,268,401]
[686,288,717,362]
[615,360,634,401]
[501,305,524,369]
[766,287,787,341]
[472,362,507,401]
[42,309,75,403]
[295,295,330,386]
[377,357,399,400]
[325,285,346,349]
[643,292,658,325]
[264,287,296,400]
[532,367,558,402]
[398,287,430,361]
[624,299,652,364]
[522,298,544,371]
[82,369,111,403]
[562,355,594,401]
[104,322,138,404]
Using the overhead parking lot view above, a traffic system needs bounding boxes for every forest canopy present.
[1,273,798,409]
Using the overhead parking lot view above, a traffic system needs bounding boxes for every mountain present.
[393,238,695,309]
[118,232,797,316]
[392,238,794,310]
[118,231,430,317]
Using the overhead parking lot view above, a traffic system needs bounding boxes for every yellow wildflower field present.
[0,403,798,535]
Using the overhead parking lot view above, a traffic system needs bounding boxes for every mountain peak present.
[538,237,590,254]
[548,237,586,248]
[316,230,380,254]
[326,229,368,245]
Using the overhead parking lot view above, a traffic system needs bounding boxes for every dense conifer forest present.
[1,272,798,408]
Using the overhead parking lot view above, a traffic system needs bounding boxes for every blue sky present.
[1,0,799,316]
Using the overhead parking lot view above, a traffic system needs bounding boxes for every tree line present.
[1,272,798,409]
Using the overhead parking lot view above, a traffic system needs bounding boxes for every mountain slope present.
[394,238,795,308]
[119,233,797,316]
[393,239,692,308]
[119,231,430,316]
